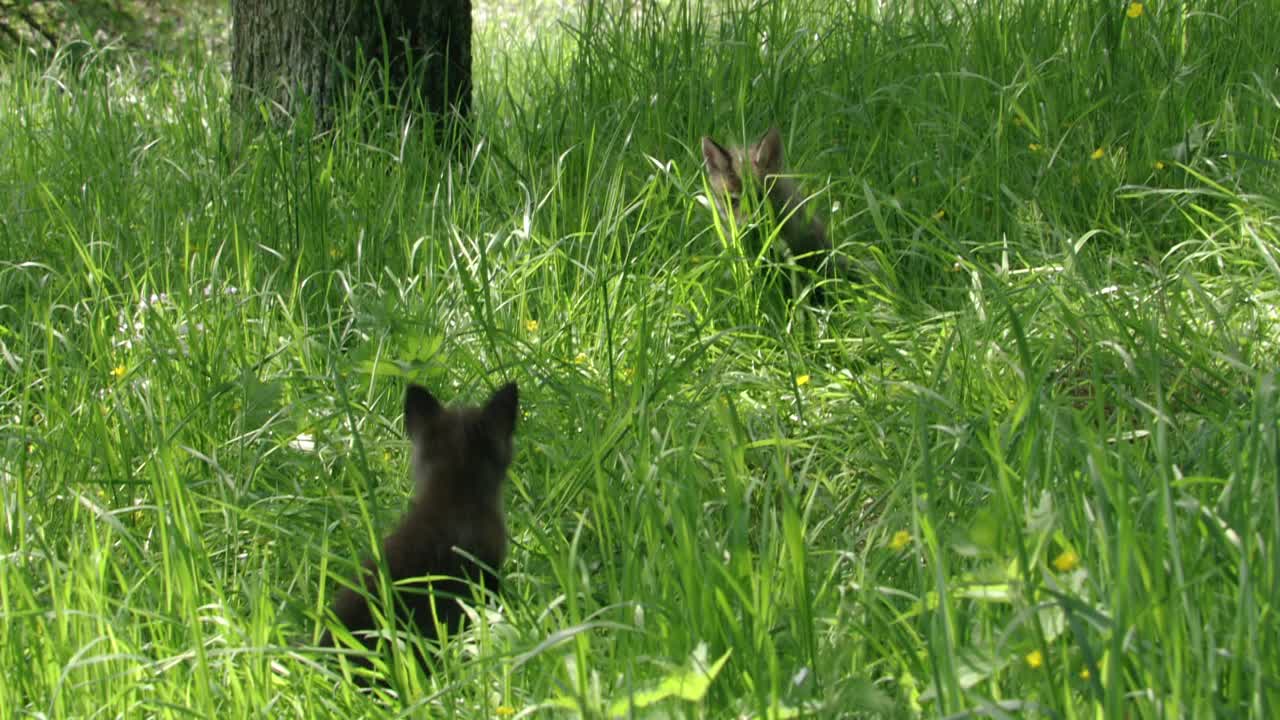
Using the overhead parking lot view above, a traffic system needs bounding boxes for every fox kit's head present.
[403,383,519,509]
[701,128,838,278]
[700,127,787,230]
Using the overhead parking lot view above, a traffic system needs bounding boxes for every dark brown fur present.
[701,127,848,282]
[319,382,518,673]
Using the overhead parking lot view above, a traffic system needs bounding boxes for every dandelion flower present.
[1126,2,1144,19]
[1053,549,1080,572]
[1025,650,1044,668]
[496,706,516,718]
[1090,147,1105,161]
[888,530,912,551]
[111,364,127,380]
[525,319,539,333]
[574,352,589,365]
[796,374,811,387]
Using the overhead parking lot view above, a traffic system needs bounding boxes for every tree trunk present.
[231,0,471,145]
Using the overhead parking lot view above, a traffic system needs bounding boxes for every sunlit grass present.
[2,0,1279,717]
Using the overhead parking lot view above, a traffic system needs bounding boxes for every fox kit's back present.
[321,382,519,671]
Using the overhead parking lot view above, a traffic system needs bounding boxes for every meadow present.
[2,0,1278,716]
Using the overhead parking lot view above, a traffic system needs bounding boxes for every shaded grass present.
[2,0,1279,716]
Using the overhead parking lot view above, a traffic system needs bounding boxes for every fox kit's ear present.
[484,382,519,437]
[404,384,442,435]
[750,127,785,175]
[701,137,734,174]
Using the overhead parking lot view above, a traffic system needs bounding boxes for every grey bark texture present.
[231,0,471,143]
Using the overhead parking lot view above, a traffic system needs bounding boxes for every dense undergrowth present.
[1,1,1278,717]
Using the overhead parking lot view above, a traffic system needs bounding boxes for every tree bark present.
[231,0,471,144]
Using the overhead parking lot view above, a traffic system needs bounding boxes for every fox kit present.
[320,382,518,671]
[701,127,844,281]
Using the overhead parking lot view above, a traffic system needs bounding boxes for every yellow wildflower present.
[1154,160,1166,170]
[1025,650,1044,668]
[888,530,912,551]
[1090,147,1105,160]
[496,706,516,718]
[932,209,946,221]
[574,352,589,365]
[1053,549,1080,572]
[525,319,539,333]
[111,364,127,380]
[1079,667,1091,680]
[1028,143,1042,152]
[796,374,811,386]
[1126,3,1144,19]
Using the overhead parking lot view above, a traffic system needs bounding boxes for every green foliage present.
[2,0,1279,717]
[0,0,226,57]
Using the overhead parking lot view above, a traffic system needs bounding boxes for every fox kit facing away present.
[319,382,518,673]
[701,127,846,282]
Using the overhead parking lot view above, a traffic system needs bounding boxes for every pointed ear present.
[484,382,519,436]
[701,136,734,174]
[750,127,784,175]
[404,384,442,435]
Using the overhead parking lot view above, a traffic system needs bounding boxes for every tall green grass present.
[2,0,1278,716]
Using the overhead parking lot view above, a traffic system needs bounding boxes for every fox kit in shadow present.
[319,382,518,674]
[701,127,847,288]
